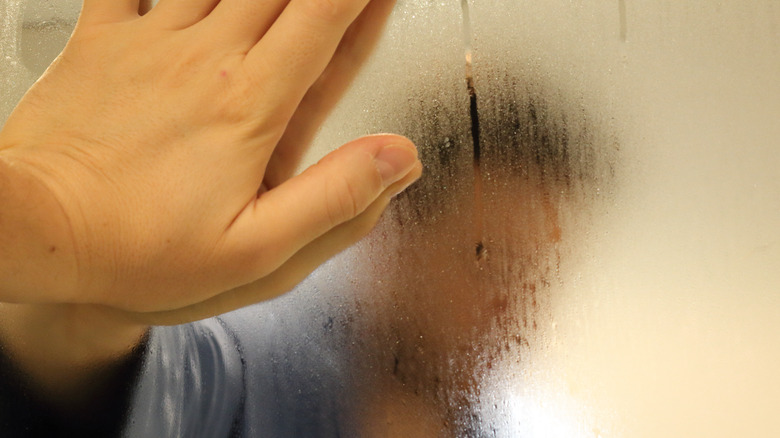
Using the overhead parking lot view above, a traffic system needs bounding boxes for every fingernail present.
[374,143,419,187]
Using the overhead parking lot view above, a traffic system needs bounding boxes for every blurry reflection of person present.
[342,75,616,436]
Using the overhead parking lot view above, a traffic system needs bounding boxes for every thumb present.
[133,169,421,325]
[218,134,420,284]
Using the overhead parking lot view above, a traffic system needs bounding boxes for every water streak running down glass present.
[3,0,780,437]
[460,0,487,262]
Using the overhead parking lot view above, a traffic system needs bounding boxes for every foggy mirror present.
[2,0,780,437]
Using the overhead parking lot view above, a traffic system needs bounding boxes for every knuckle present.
[156,45,210,86]
[218,80,256,121]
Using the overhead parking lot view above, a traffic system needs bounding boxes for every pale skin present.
[0,0,421,411]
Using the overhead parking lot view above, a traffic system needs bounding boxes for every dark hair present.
[389,67,618,224]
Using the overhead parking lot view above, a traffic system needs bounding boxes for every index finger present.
[264,0,397,188]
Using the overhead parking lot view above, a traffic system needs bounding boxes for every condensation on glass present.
[3,0,780,437]
[1,0,76,119]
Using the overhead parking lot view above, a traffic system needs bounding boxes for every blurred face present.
[338,77,603,433]
[343,183,567,437]
[376,170,564,348]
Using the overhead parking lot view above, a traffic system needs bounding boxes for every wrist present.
[0,149,80,303]
[0,303,149,402]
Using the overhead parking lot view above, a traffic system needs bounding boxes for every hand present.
[0,0,420,324]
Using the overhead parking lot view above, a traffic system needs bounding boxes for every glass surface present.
[1,0,77,119]
[3,1,780,437]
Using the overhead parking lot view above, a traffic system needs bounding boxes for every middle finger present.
[243,0,371,118]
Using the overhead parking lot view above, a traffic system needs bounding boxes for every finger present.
[201,0,287,48]
[145,0,221,29]
[130,166,421,326]
[264,0,397,187]
[217,135,418,290]
[80,0,140,23]
[244,0,371,114]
